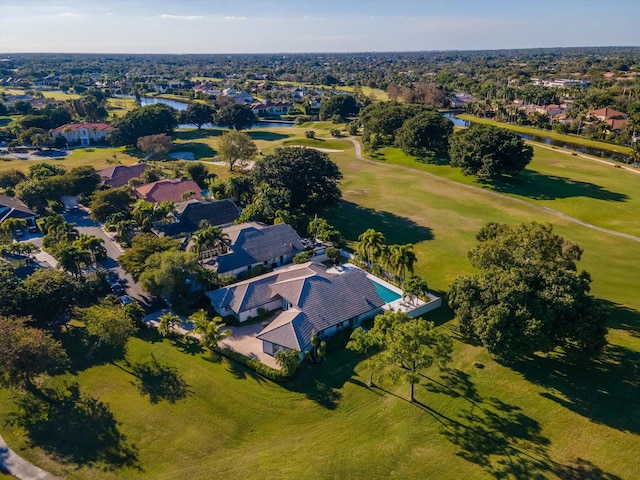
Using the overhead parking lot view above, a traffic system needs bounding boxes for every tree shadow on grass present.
[283,348,357,409]
[56,325,127,375]
[173,129,224,141]
[223,357,264,384]
[9,383,139,470]
[421,369,622,479]
[491,170,629,201]
[173,142,217,159]
[599,300,640,338]
[170,336,205,356]
[248,131,290,141]
[326,200,434,245]
[509,345,640,434]
[131,355,192,404]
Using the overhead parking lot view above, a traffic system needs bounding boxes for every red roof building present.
[134,179,203,203]
[51,122,112,146]
[97,164,150,188]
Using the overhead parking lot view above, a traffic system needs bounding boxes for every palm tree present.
[402,275,428,306]
[387,244,417,282]
[190,225,230,263]
[2,218,27,241]
[356,229,386,268]
[54,244,92,278]
[189,310,230,349]
[74,234,106,265]
[158,312,182,337]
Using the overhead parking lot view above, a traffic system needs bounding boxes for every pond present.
[441,112,631,163]
[117,95,295,129]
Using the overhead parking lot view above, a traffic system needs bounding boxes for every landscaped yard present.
[0,125,638,479]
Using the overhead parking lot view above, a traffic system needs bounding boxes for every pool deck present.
[326,263,441,316]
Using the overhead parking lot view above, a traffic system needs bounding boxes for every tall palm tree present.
[357,229,386,268]
[74,234,106,265]
[54,244,92,278]
[158,312,182,337]
[189,310,230,349]
[387,244,417,282]
[190,225,230,263]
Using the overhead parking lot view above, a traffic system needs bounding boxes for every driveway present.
[219,321,280,369]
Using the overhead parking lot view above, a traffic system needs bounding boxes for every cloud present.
[58,12,85,17]
[159,14,204,20]
[224,16,247,21]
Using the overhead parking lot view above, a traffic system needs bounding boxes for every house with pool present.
[206,261,441,357]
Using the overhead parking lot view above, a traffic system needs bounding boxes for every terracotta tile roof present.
[587,108,628,120]
[51,122,112,133]
[97,163,150,188]
[134,179,203,203]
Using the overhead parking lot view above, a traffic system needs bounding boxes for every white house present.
[51,122,112,146]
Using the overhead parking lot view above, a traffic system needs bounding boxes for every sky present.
[0,0,639,54]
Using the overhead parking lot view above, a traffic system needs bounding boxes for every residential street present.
[25,207,165,312]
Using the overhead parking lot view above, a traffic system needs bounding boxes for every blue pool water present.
[371,279,401,303]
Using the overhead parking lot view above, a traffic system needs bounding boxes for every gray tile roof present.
[209,262,385,351]
[0,195,36,223]
[162,199,240,237]
[216,222,304,274]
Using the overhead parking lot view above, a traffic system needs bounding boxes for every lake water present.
[117,95,295,129]
[441,112,631,163]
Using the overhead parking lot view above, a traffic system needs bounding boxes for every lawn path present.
[346,137,640,244]
[0,432,63,480]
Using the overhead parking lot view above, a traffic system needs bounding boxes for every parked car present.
[28,225,38,233]
[119,295,133,306]
[111,282,124,295]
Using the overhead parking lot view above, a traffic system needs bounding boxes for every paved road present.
[0,433,63,480]
[346,137,640,244]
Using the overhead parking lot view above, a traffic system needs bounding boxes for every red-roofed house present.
[51,122,112,146]
[97,164,150,188]
[134,179,203,203]
[587,108,628,121]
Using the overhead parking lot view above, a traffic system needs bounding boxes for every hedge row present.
[211,345,298,382]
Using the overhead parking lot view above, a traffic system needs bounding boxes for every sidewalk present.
[0,433,63,480]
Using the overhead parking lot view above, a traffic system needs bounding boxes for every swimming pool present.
[370,278,402,303]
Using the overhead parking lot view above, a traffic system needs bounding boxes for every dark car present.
[111,282,124,296]
[119,295,133,306]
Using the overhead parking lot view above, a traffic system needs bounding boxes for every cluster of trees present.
[319,94,361,121]
[0,162,101,213]
[448,124,533,180]
[347,310,452,401]
[386,82,450,108]
[356,228,417,282]
[360,102,454,156]
[449,222,607,361]
[108,103,178,147]
[39,214,106,277]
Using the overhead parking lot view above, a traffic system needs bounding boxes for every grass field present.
[457,114,633,155]
[0,126,638,479]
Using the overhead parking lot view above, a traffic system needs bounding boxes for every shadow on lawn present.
[600,300,640,338]
[248,131,290,142]
[412,368,622,479]
[510,345,640,435]
[131,354,192,404]
[326,200,433,245]
[491,170,628,202]
[173,129,224,141]
[57,325,127,374]
[9,383,139,470]
[173,142,217,159]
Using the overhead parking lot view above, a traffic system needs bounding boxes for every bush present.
[293,250,314,264]
[305,130,316,139]
[330,129,342,138]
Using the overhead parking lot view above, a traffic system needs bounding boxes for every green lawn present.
[0,128,638,479]
[456,114,633,155]
[363,143,640,238]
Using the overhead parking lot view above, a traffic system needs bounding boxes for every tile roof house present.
[207,262,386,355]
[214,222,304,276]
[97,163,150,188]
[51,122,112,146]
[159,198,240,237]
[587,108,628,121]
[0,194,36,225]
[134,179,203,203]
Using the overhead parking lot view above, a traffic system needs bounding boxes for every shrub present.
[305,130,316,139]
[330,129,342,137]
[211,345,298,382]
